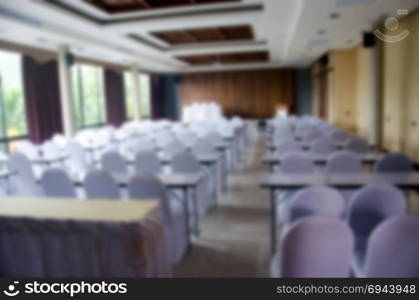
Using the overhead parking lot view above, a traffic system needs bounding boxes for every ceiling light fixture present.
[318,29,327,35]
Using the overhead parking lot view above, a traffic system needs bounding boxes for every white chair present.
[171,152,213,215]
[66,141,91,175]
[84,170,120,199]
[8,152,43,196]
[17,141,40,160]
[162,139,186,160]
[133,150,162,175]
[41,168,76,198]
[42,141,65,167]
[128,174,188,264]
[101,151,128,175]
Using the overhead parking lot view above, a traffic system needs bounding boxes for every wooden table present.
[260,171,419,254]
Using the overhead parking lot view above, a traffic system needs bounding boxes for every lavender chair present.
[345,137,369,154]
[276,153,315,224]
[128,174,187,264]
[275,141,302,155]
[8,152,44,196]
[84,170,120,200]
[347,184,406,277]
[101,151,128,175]
[287,186,346,225]
[326,151,363,204]
[330,129,348,143]
[271,216,354,277]
[310,137,335,155]
[374,152,413,173]
[41,168,76,198]
[133,150,162,175]
[365,215,419,277]
[171,152,212,215]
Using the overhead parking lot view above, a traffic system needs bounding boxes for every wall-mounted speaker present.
[363,32,376,48]
[320,55,329,66]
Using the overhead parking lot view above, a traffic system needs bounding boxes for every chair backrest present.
[101,151,128,175]
[303,130,323,143]
[345,137,369,154]
[163,139,186,159]
[276,141,301,155]
[347,184,406,249]
[66,141,89,173]
[8,152,35,182]
[288,186,346,223]
[374,152,413,173]
[280,153,314,174]
[17,141,40,160]
[310,137,335,155]
[172,152,200,173]
[365,215,419,277]
[84,170,120,199]
[133,150,162,174]
[330,129,348,142]
[326,151,363,173]
[41,168,76,198]
[279,216,354,277]
[42,141,62,159]
[194,137,217,156]
[128,174,172,224]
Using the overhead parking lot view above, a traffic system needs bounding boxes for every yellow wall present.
[327,49,358,133]
[382,10,419,161]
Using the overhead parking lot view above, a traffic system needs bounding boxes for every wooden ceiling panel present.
[177,54,217,65]
[177,51,269,65]
[82,0,240,14]
[152,25,253,45]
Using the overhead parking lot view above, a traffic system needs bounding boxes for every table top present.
[262,152,382,165]
[69,172,203,188]
[260,172,419,189]
[31,154,69,164]
[0,197,158,222]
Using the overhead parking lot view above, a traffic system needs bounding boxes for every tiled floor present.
[174,132,271,277]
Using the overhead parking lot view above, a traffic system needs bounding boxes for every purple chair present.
[275,141,302,155]
[84,170,120,199]
[288,186,346,224]
[311,137,335,155]
[326,151,363,206]
[345,137,369,154]
[272,216,354,277]
[280,153,314,174]
[330,129,348,143]
[326,151,363,174]
[374,152,413,173]
[347,184,406,277]
[365,215,419,277]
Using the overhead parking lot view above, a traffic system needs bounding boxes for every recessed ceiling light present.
[330,12,341,19]
[318,29,327,35]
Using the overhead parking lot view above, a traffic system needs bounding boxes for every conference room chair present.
[84,170,120,200]
[344,136,370,154]
[171,152,213,215]
[276,153,316,225]
[133,150,163,175]
[364,215,419,278]
[8,152,44,196]
[286,186,346,225]
[17,141,41,160]
[374,152,414,173]
[275,140,302,156]
[177,131,198,149]
[41,168,77,198]
[326,151,364,204]
[271,216,354,278]
[330,129,349,143]
[101,151,129,176]
[162,139,187,160]
[302,130,323,144]
[310,137,335,156]
[128,174,188,264]
[347,184,406,277]
[66,140,91,175]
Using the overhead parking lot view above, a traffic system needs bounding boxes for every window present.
[72,64,105,129]
[0,50,28,153]
[123,72,134,120]
[123,72,151,120]
[139,74,151,119]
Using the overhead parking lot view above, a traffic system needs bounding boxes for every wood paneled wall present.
[179,69,294,118]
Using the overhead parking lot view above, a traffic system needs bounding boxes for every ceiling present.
[0,0,418,73]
